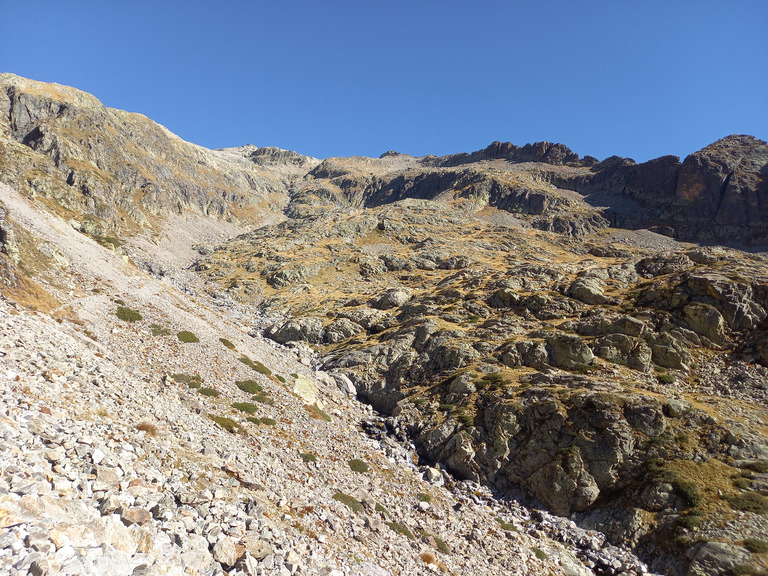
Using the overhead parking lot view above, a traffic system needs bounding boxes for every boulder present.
[546,334,594,370]
[266,317,324,344]
[371,288,413,310]
[568,277,610,305]
[322,318,364,343]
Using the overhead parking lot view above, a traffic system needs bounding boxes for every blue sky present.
[1,1,766,162]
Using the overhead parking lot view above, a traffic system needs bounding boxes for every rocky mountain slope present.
[1,74,767,576]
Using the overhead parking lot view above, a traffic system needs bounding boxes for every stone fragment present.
[213,536,239,567]
[120,506,152,526]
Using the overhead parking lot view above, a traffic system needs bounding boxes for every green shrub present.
[744,538,768,554]
[349,459,369,473]
[677,511,703,530]
[375,503,391,518]
[232,402,258,414]
[198,387,220,397]
[171,373,202,388]
[209,415,239,432]
[729,493,768,514]
[333,492,363,513]
[301,452,317,463]
[219,337,236,350]
[239,355,271,375]
[150,323,171,336]
[236,379,264,394]
[532,548,548,561]
[275,374,286,384]
[386,521,414,539]
[417,493,432,503]
[743,461,768,474]
[458,413,475,426]
[496,517,518,532]
[657,373,676,384]
[252,393,274,405]
[116,306,142,322]
[673,480,702,508]
[306,403,332,422]
[434,536,450,554]
[260,417,277,426]
[247,416,261,425]
[177,331,199,343]
[114,299,126,306]
[733,477,753,489]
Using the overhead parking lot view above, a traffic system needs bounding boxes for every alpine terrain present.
[1,73,767,576]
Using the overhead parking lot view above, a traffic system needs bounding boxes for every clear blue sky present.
[1,1,766,162]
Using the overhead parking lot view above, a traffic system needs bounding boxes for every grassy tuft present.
[209,415,239,433]
[219,337,236,350]
[306,403,332,422]
[150,323,171,336]
[239,354,272,375]
[532,548,548,561]
[386,521,414,539]
[260,417,277,426]
[136,421,158,436]
[198,387,220,397]
[744,539,768,554]
[116,306,142,322]
[417,493,432,503]
[236,379,264,394]
[300,452,317,463]
[729,493,768,514]
[232,402,258,414]
[333,492,363,513]
[177,330,200,343]
[170,373,202,388]
[349,459,369,473]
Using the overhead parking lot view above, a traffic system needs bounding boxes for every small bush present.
[349,459,369,473]
[375,503,391,518]
[743,461,768,474]
[114,299,126,306]
[239,355,271,376]
[260,417,277,426]
[657,373,676,384]
[434,536,450,554]
[252,393,274,405]
[209,415,239,433]
[150,323,171,336]
[417,493,432,503]
[219,337,236,350]
[677,512,703,530]
[232,402,258,414]
[301,452,317,463]
[729,493,768,514]
[673,480,702,508]
[177,331,199,343]
[198,387,220,397]
[236,380,264,394]
[116,306,142,322]
[275,374,286,384]
[171,373,202,388]
[458,413,474,426]
[734,477,753,489]
[386,521,414,539]
[744,538,768,554]
[333,492,363,513]
[306,404,332,422]
[496,517,518,532]
[136,421,158,436]
[532,548,548,561]
[247,416,262,425]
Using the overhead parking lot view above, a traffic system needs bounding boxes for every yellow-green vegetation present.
[744,539,768,554]
[375,502,391,518]
[177,330,199,343]
[91,234,122,250]
[300,452,317,463]
[116,305,142,322]
[275,374,286,384]
[417,493,432,503]
[239,354,272,376]
[232,402,258,414]
[306,403,332,422]
[150,323,171,336]
[208,415,239,433]
[348,459,369,473]
[198,387,220,398]
[728,493,768,514]
[532,548,548,561]
[114,299,126,305]
[260,417,277,426]
[386,521,414,539]
[236,379,264,394]
[496,517,518,532]
[333,492,363,513]
[170,373,202,388]
[219,337,236,350]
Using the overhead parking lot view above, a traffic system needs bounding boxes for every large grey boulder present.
[265,317,324,344]
[568,277,610,305]
[371,288,413,310]
[546,333,594,370]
